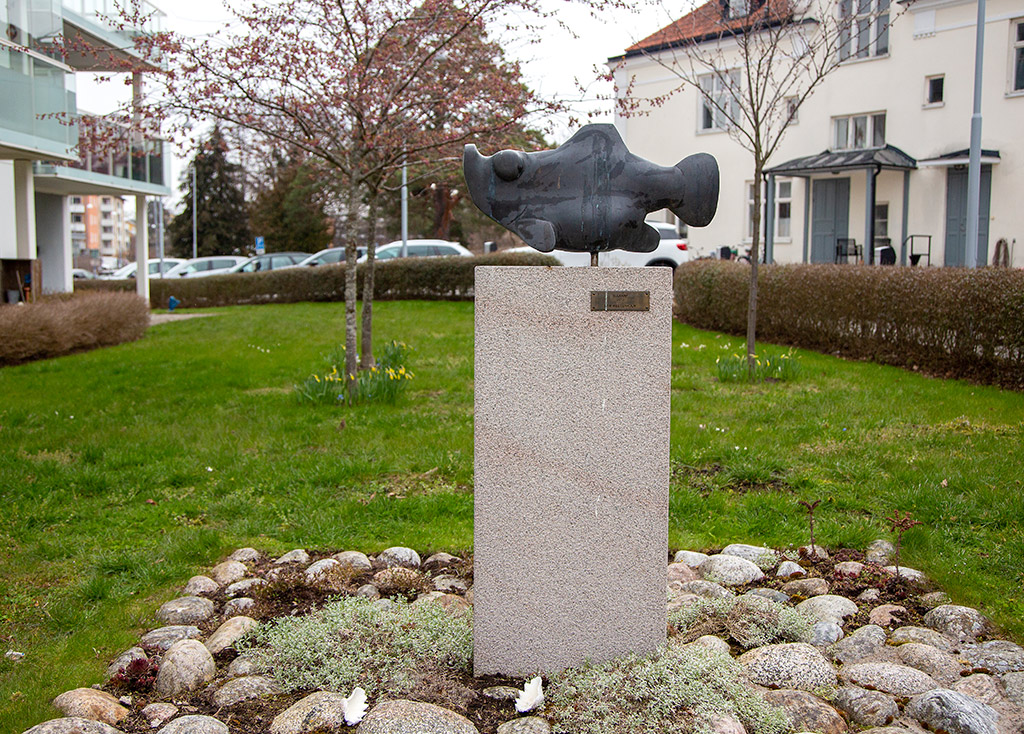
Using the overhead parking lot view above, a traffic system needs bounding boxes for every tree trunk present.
[360,194,378,370]
[342,187,359,403]
[747,163,763,379]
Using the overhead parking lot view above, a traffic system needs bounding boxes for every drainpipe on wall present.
[865,165,880,265]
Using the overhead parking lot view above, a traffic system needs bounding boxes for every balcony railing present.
[0,45,78,157]
[61,0,165,37]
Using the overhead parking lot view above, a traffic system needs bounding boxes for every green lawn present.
[1,300,1022,730]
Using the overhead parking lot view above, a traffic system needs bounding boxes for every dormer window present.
[728,0,750,19]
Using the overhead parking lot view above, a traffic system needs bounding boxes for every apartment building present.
[611,0,1022,267]
[69,194,131,271]
[0,0,170,301]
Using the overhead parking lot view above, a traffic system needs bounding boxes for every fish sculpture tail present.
[670,153,719,228]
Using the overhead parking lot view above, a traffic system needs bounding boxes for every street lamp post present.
[965,0,986,268]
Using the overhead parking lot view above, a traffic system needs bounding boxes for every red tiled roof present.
[625,0,793,54]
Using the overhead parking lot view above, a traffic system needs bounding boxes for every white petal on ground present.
[343,687,368,725]
[515,676,544,713]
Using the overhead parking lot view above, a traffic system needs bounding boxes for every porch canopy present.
[764,144,917,265]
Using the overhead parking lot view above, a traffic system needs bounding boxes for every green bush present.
[75,251,560,308]
[675,261,1024,389]
[0,291,149,366]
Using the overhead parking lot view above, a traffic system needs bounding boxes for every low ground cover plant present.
[0,291,148,366]
[715,349,800,383]
[295,340,414,405]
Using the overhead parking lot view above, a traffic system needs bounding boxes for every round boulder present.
[105,647,147,681]
[841,662,941,697]
[924,605,991,641]
[962,640,1024,674]
[739,643,838,691]
[358,700,479,734]
[674,550,710,568]
[155,639,216,697]
[829,625,886,665]
[721,544,779,570]
[677,580,734,600]
[375,547,422,570]
[1003,672,1024,706]
[796,595,858,625]
[865,539,895,565]
[183,575,219,596]
[667,562,699,585]
[906,689,999,734]
[764,689,847,734]
[834,561,865,577]
[333,550,373,571]
[890,626,955,651]
[23,718,122,734]
[422,552,461,572]
[139,625,201,651]
[205,616,258,655]
[209,560,247,586]
[223,597,255,616]
[895,642,967,685]
[270,691,351,734]
[52,689,128,725]
[699,554,765,586]
[305,558,340,581]
[225,577,266,598]
[212,675,284,707]
[158,715,229,734]
[155,596,215,626]
[497,718,551,734]
[776,561,805,578]
[953,674,1003,706]
[228,547,261,563]
[783,578,830,598]
[833,686,898,728]
[274,548,310,565]
[141,703,178,728]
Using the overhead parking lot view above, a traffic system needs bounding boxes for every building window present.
[71,213,83,223]
[874,203,889,239]
[728,0,750,19]
[71,196,81,204]
[926,75,944,105]
[1013,20,1024,92]
[746,179,794,240]
[839,0,890,60]
[102,226,113,234]
[832,112,886,150]
[698,71,741,132]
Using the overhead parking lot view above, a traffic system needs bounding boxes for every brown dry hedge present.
[0,291,150,366]
[674,261,1024,389]
[75,251,560,308]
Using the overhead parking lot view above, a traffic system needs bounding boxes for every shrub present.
[76,251,560,308]
[238,596,472,697]
[675,261,1024,390]
[0,292,149,366]
[669,596,813,650]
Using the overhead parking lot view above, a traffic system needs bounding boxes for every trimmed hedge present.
[0,291,150,366]
[76,251,560,308]
[674,261,1024,389]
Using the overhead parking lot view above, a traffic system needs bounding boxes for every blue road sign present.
[255,236,265,254]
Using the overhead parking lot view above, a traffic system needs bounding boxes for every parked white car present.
[359,240,471,263]
[165,256,248,278]
[509,221,690,268]
[101,258,187,279]
[227,252,308,274]
[295,246,367,267]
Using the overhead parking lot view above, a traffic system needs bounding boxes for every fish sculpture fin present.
[516,218,557,252]
[670,153,720,228]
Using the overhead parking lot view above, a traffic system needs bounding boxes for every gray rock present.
[226,654,258,678]
[962,640,1024,674]
[482,686,520,701]
[800,545,830,561]
[896,642,968,685]
[833,686,899,727]
[865,539,895,565]
[229,547,261,563]
[667,562,700,585]
[906,689,999,734]
[677,579,734,600]
[141,703,178,728]
[739,643,838,691]
[890,626,956,651]
[433,575,468,593]
[155,596,215,626]
[274,549,310,565]
[954,674,1004,705]
[698,712,747,734]
[869,604,907,627]
[358,700,479,734]
[205,616,258,655]
[809,622,845,646]
[783,578,831,598]
[333,550,373,571]
[920,591,952,609]
[422,552,461,572]
[212,675,284,706]
[373,567,425,587]
[23,718,122,734]
[764,689,847,734]
[375,547,422,570]
[155,639,216,697]
[721,544,779,570]
[746,588,791,605]
[829,624,887,665]
[356,584,381,600]
[140,625,201,651]
[683,635,733,656]
[884,565,927,583]
[225,578,266,598]
[1003,673,1024,706]
[158,715,229,734]
[305,558,340,581]
[796,595,858,625]
[51,689,128,725]
[777,561,806,578]
[497,718,551,734]
[667,591,702,612]
[412,592,471,614]
[857,589,881,602]
[223,597,255,616]
[674,550,710,568]
[183,575,219,596]
[209,560,247,586]
[270,691,350,734]
[834,561,865,577]
[699,554,765,586]
[841,662,942,697]
[925,605,991,642]
[105,647,147,681]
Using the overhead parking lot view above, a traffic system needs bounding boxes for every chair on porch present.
[835,238,861,264]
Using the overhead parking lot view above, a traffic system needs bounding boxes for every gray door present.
[810,178,850,263]
[944,166,991,267]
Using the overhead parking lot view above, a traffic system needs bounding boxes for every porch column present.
[900,170,910,266]
[136,194,149,303]
[765,174,776,264]
[13,161,36,260]
[864,167,878,265]
[802,178,811,264]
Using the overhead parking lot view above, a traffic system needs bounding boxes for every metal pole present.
[191,163,198,259]
[157,199,165,276]
[400,160,409,258]
[965,0,986,269]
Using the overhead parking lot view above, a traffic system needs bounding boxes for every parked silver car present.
[360,240,471,262]
[295,246,368,267]
[227,252,309,274]
[165,256,248,278]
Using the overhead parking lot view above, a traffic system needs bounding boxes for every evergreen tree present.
[168,127,251,258]
[250,153,331,253]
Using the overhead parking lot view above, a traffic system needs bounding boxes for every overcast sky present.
[76,0,694,198]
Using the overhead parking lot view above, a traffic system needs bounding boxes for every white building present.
[611,0,1023,267]
[0,0,170,301]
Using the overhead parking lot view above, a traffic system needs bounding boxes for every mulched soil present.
[103,547,961,734]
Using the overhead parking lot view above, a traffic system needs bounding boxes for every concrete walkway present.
[149,312,217,326]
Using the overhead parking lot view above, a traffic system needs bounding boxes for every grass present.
[1,300,1022,729]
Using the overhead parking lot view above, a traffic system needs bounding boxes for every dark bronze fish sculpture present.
[463,124,719,254]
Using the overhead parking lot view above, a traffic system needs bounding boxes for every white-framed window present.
[832,112,886,150]
[728,0,750,19]
[874,203,889,239]
[785,97,800,124]
[746,178,794,240]
[925,75,944,106]
[1012,19,1024,93]
[839,0,890,60]
[698,70,740,132]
